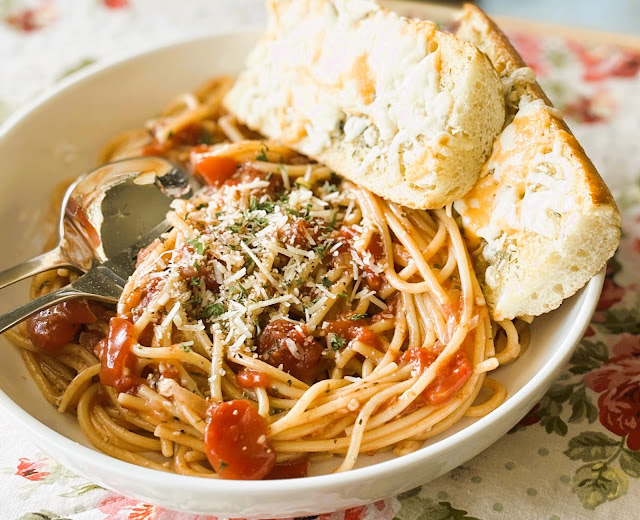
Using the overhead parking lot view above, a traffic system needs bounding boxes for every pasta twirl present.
[6,77,527,480]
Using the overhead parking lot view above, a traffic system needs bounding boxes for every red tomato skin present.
[191,152,238,186]
[400,347,438,376]
[96,317,141,393]
[236,369,270,389]
[26,299,97,354]
[400,347,473,406]
[424,352,472,405]
[204,400,276,480]
[366,233,384,261]
[256,319,323,382]
[140,143,165,157]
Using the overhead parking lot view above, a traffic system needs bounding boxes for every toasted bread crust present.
[454,4,551,109]
[224,0,505,209]
[454,3,621,320]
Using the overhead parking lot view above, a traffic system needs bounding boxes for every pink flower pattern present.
[4,0,56,32]
[103,0,130,9]
[15,457,50,482]
[585,335,640,449]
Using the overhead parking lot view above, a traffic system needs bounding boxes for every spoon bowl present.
[0,156,193,290]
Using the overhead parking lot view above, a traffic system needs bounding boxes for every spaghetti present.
[5,77,528,480]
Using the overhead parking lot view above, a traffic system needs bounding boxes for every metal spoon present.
[0,156,193,290]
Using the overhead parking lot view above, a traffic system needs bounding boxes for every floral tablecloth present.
[2,1,640,519]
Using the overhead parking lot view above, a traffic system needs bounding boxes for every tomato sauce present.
[140,143,166,157]
[371,297,397,323]
[366,233,384,261]
[204,399,276,480]
[362,267,384,292]
[135,238,161,267]
[160,363,180,380]
[223,164,284,196]
[95,316,142,393]
[279,218,318,248]
[236,368,270,389]
[324,317,380,349]
[332,226,357,256]
[400,347,472,406]
[169,123,210,147]
[125,277,164,321]
[26,299,97,354]
[264,457,309,479]
[65,198,101,251]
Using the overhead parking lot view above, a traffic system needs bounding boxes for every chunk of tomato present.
[236,368,270,389]
[424,351,472,405]
[204,399,276,480]
[400,347,472,406]
[26,299,97,354]
[96,316,142,393]
[191,152,237,187]
[256,319,323,382]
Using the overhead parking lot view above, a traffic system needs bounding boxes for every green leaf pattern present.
[572,462,629,510]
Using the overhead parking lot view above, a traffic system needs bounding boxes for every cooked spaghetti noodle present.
[5,77,528,479]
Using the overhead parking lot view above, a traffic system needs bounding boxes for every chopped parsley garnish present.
[228,283,248,298]
[322,276,331,288]
[185,237,207,255]
[277,191,289,203]
[193,259,200,271]
[303,203,313,220]
[190,276,202,287]
[254,319,262,337]
[329,211,340,228]
[314,243,331,257]
[258,200,276,213]
[196,203,207,210]
[180,343,192,352]
[347,313,368,321]
[198,128,212,145]
[322,180,339,193]
[336,292,349,300]
[255,144,269,161]
[323,211,341,232]
[200,303,226,319]
[330,334,347,351]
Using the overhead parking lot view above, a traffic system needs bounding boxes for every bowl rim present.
[0,30,605,495]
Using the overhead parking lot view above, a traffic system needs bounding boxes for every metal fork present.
[0,220,170,335]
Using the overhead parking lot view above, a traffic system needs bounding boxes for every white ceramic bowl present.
[0,31,603,517]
